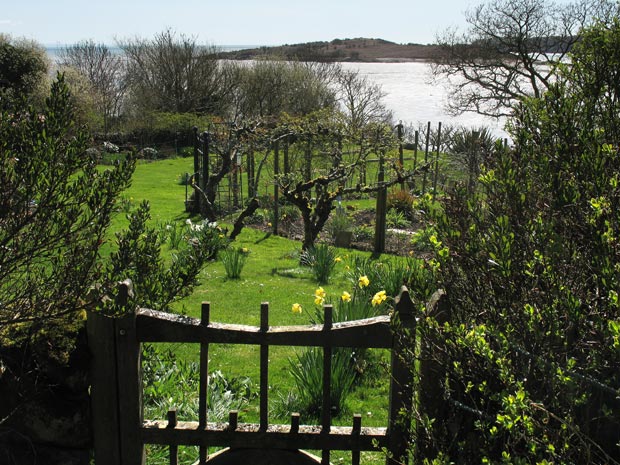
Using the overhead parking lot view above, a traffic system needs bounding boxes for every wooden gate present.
[87,286,416,465]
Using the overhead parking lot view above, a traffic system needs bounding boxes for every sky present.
[0,0,484,47]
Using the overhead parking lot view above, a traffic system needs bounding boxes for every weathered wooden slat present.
[141,421,388,451]
[352,415,362,465]
[136,308,392,348]
[291,413,300,434]
[259,303,269,431]
[199,303,210,464]
[167,410,178,465]
[321,306,333,465]
[228,411,238,431]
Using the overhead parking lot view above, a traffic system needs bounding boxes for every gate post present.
[88,311,122,464]
[115,309,145,465]
[387,287,416,465]
[88,282,144,465]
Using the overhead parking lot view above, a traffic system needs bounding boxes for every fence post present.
[188,126,200,213]
[273,141,279,235]
[387,287,416,465]
[201,131,210,205]
[422,122,431,195]
[397,123,405,190]
[87,311,122,465]
[374,151,387,254]
[432,122,442,199]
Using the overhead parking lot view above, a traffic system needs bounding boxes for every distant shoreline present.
[218,38,442,63]
[46,38,442,63]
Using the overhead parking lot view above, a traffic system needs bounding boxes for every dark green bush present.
[412,19,620,464]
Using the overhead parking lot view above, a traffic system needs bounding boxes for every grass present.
[108,156,411,464]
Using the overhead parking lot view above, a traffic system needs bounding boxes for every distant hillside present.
[220,38,444,62]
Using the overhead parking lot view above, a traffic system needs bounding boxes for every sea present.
[46,46,508,138]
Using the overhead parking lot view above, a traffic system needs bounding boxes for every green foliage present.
[0,37,48,107]
[160,221,184,250]
[107,208,227,312]
[220,247,249,279]
[327,205,353,238]
[386,209,410,229]
[300,243,337,284]
[142,344,254,421]
[344,255,433,301]
[414,18,620,463]
[0,75,135,346]
[288,347,356,419]
[177,172,191,186]
[386,189,416,219]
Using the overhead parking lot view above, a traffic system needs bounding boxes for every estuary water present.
[341,61,508,138]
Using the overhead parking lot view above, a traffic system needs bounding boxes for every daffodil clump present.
[292,275,390,325]
[314,287,326,305]
[371,290,387,307]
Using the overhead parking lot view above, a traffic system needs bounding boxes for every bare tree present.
[119,29,229,115]
[232,58,338,119]
[431,0,618,117]
[335,68,392,132]
[59,40,127,133]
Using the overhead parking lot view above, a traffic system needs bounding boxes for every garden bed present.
[250,208,418,256]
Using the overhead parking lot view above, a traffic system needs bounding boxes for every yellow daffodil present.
[358,275,370,288]
[371,290,387,307]
[341,291,351,302]
[241,247,249,253]
[334,256,342,263]
[315,287,326,299]
[291,303,302,314]
[314,297,325,306]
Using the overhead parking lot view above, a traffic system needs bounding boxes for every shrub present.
[386,189,416,219]
[386,208,410,229]
[412,20,620,462]
[351,224,373,242]
[142,344,254,422]
[139,147,159,159]
[220,247,248,279]
[289,347,356,418]
[326,207,353,239]
[300,243,337,285]
[102,140,119,153]
[159,221,183,250]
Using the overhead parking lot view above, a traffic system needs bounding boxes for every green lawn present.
[111,157,405,464]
